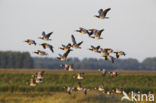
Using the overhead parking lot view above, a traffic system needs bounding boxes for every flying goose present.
[88,29,98,36]
[109,71,119,77]
[76,27,89,35]
[61,64,74,71]
[24,39,36,45]
[90,29,104,40]
[33,50,48,56]
[104,55,115,63]
[60,43,72,52]
[38,31,53,41]
[57,49,71,61]
[94,8,111,19]
[98,69,107,76]
[71,35,83,49]
[98,48,108,56]
[114,51,126,58]
[89,45,100,53]
[40,43,54,53]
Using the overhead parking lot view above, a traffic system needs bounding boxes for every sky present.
[0,0,156,62]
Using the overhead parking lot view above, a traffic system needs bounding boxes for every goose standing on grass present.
[76,72,84,80]
[57,49,71,61]
[40,43,54,53]
[30,74,37,86]
[104,55,115,63]
[38,31,53,41]
[115,88,122,94]
[64,86,74,95]
[24,39,36,45]
[61,64,74,71]
[109,71,119,77]
[59,43,72,51]
[89,45,100,53]
[71,35,83,49]
[94,8,111,19]
[98,69,107,76]
[33,50,48,56]
[77,82,83,91]
[83,88,89,95]
[114,51,126,58]
[76,27,89,35]
[90,29,104,40]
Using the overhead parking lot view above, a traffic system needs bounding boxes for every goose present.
[116,88,122,94]
[98,48,108,56]
[57,49,71,61]
[60,43,72,51]
[114,51,126,58]
[38,31,53,41]
[109,71,119,77]
[36,71,45,80]
[104,48,114,55]
[89,45,100,53]
[77,82,83,91]
[71,35,83,49]
[76,27,89,35]
[94,8,111,19]
[98,69,107,76]
[83,88,89,95]
[40,43,54,53]
[90,29,104,40]
[98,84,105,91]
[33,50,48,56]
[61,64,74,71]
[77,72,84,80]
[104,55,115,63]
[88,29,98,36]
[30,78,36,86]
[24,39,36,45]
[64,86,74,95]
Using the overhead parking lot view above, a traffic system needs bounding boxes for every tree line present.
[0,51,156,70]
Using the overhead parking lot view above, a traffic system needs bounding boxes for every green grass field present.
[0,69,156,103]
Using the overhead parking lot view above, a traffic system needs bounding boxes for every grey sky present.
[0,0,156,61]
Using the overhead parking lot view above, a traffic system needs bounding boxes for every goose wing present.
[102,8,111,16]
[45,32,53,38]
[49,45,54,53]
[42,31,46,37]
[71,35,77,45]
[63,50,71,58]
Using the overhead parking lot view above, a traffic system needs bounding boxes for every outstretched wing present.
[62,44,66,48]
[49,45,54,53]
[63,50,71,58]
[103,8,111,16]
[42,31,46,37]
[71,35,77,45]
[45,32,53,38]
[91,45,95,49]
[98,9,103,15]
[96,46,100,49]
[77,41,83,46]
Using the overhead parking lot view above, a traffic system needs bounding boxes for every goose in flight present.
[90,29,104,40]
[94,8,111,19]
[114,51,126,58]
[33,50,48,56]
[89,45,100,53]
[104,55,115,63]
[71,35,83,48]
[24,39,36,45]
[40,43,54,53]
[60,43,72,51]
[76,27,89,35]
[38,31,53,41]
[57,49,71,61]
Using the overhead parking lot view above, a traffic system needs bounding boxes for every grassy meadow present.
[0,69,156,103]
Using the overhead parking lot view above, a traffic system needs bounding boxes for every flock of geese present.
[26,8,126,95]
